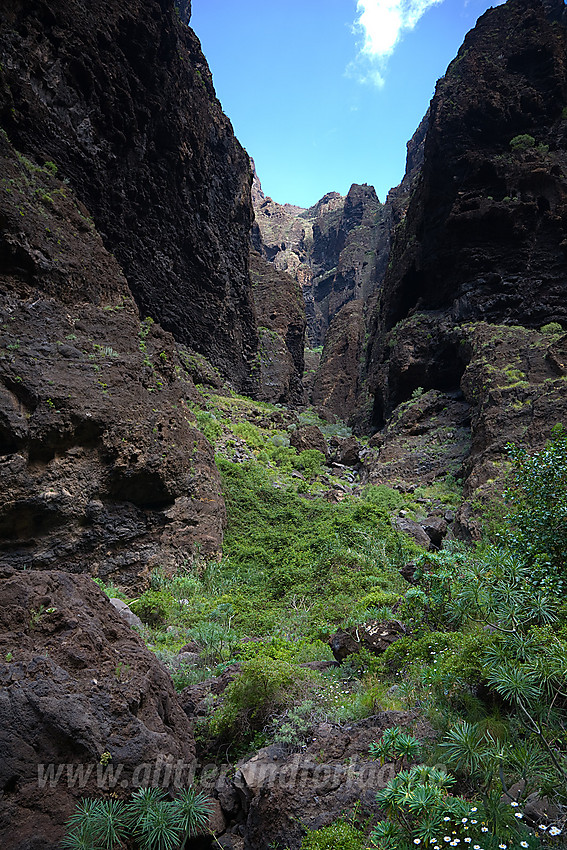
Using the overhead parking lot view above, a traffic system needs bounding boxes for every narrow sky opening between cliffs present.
[191,0,505,208]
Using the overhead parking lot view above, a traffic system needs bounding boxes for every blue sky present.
[191,0,504,208]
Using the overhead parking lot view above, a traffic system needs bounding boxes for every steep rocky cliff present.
[252,166,388,347]
[364,0,567,525]
[249,251,306,405]
[0,129,225,585]
[311,117,429,421]
[252,119,428,421]
[0,0,258,391]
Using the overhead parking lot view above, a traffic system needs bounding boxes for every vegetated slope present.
[364,0,567,530]
[89,386,567,850]
[0,0,258,391]
[0,129,225,584]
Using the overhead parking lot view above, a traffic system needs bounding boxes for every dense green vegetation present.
[61,787,211,850]
[94,391,567,848]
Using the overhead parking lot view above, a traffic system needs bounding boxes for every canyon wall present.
[0,0,258,390]
[363,0,567,530]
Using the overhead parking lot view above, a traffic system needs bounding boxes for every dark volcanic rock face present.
[0,0,258,391]
[0,131,225,585]
[311,300,366,417]
[365,0,567,502]
[249,251,306,404]
[0,569,195,850]
[252,168,388,347]
[369,0,567,410]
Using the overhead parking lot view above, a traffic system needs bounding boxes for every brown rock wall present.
[0,569,196,850]
[0,130,225,586]
[249,251,306,404]
[0,0,258,390]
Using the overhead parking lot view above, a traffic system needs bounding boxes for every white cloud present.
[350,0,445,86]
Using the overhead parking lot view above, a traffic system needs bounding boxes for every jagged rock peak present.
[251,169,388,347]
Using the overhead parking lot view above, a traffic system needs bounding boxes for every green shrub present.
[61,787,212,850]
[509,133,536,151]
[301,821,366,850]
[359,590,400,609]
[193,409,223,444]
[239,635,333,665]
[382,631,458,673]
[293,448,325,478]
[232,420,264,448]
[505,434,567,587]
[370,762,537,850]
[540,321,563,335]
[269,444,296,469]
[270,432,290,448]
[208,654,311,740]
[369,725,421,765]
[359,484,405,512]
[130,590,173,627]
[191,619,241,663]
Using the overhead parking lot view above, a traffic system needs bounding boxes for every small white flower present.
[511,801,519,807]
[481,827,489,833]
[499,844,507,849]
[470,807,478,813]
[462,818,468,823]
[539,825,547,831]
[515,812,523,819]
[444,838,451,843]
[520,842,528,848]
[414,841,421,845]
[474,845,481,849]
[549,827,562,836]
[444,817,451,822]
[471,820,477,825]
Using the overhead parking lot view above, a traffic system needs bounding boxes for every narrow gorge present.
[1,0,567,848]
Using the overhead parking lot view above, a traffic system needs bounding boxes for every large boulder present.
[223,713,435,850]
[0,569,196,850]
[329,621,407,663]
[289,425,329,458]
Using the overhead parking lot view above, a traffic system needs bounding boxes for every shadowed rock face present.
[0,130,225,585]
[0,0,258,391]
[369,0,567,419]
[364,0,567,517]
[311,300,366,417]
[0,569,196,850]
[249,252,306,405]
